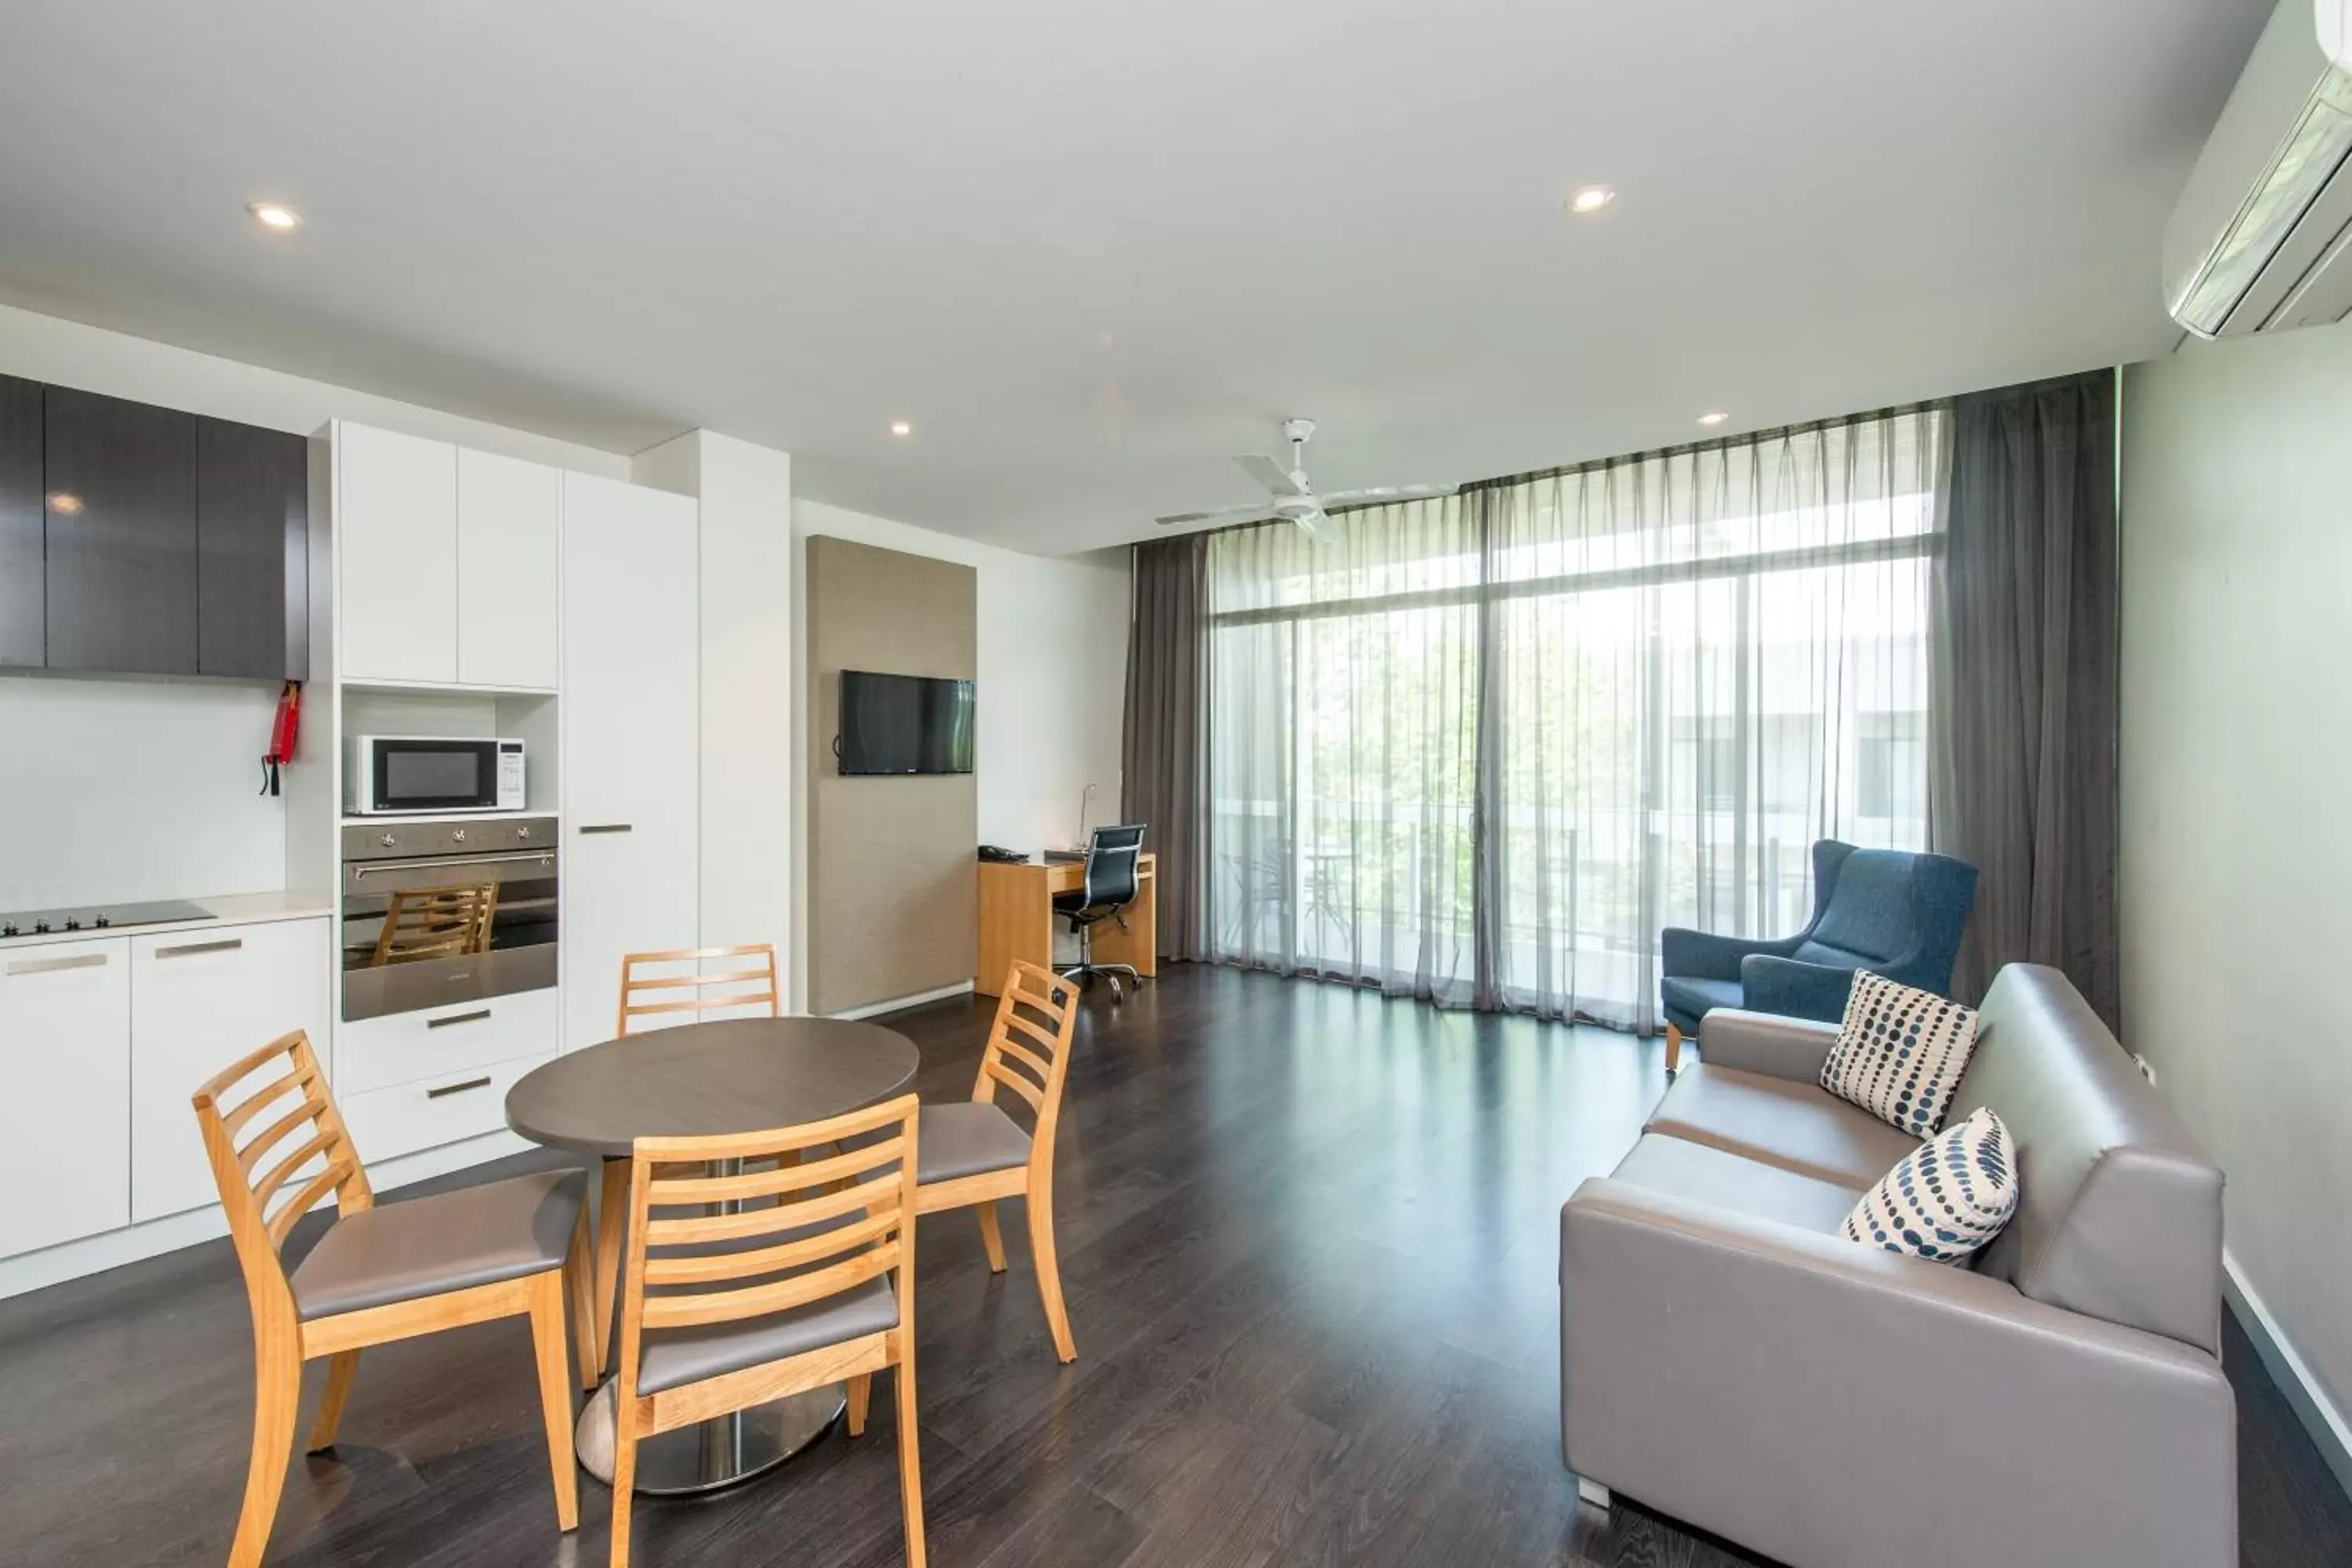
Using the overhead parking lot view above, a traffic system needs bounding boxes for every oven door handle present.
[350,852,555,878]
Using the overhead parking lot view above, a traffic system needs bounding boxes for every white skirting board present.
[2226,1249,2352,1504]
[0,1127,534,1302]
[826,979,974,1022]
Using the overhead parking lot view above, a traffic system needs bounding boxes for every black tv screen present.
[837,670,975,775]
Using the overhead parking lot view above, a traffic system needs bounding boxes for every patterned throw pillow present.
[1843,1107,2019,1265]
[1819,971,1980,1136]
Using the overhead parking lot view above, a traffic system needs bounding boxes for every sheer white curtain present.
[1203,408,1947,1029]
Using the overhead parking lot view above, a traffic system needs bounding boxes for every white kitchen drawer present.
[130,917,332,1223]
[0,936,129,1258]
[337,1050,550,1163]
[335,985,557,1097]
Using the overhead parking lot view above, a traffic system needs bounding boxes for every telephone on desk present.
[977,844,1030,864]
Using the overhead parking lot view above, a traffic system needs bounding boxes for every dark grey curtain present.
[1931,370,2120,1026]
[1122,534,1209,960]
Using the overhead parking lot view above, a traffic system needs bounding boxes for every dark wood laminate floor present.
[4,964,2348,1566]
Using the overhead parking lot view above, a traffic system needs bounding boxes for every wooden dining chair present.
[912,959,1082,1362]
[193,1029,593,1568]
[369,880,499,965]
[582,942,788,1379]
[615,942,781,1035]
[609,1096,927,1568]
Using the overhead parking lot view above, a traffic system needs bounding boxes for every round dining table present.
[506,1015,920,1495]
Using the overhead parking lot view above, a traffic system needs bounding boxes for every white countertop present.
[0,890,335,953]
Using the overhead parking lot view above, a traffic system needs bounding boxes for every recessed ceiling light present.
[247,201,302,230]
[48,492,85,516]
[1697,411,1730,426]
[1567,185,1616,215]
[889,420,913,437]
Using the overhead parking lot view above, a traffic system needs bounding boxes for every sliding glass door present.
[1204,408,1944,1030]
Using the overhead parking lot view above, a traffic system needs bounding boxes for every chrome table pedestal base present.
[575,1379,847,1495]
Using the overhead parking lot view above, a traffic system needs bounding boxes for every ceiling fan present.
[1154,419,1455,540]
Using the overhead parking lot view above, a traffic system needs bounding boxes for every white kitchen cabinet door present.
[129,918,332,1224]
[561,472,699,1053]
[339,424,459,684]
[0,938,129,1257]
[456,448,561,689]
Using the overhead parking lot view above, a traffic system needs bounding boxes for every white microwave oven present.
[346,735,526,815]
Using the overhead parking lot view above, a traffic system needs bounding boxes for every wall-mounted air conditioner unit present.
[2165,0,2352,337]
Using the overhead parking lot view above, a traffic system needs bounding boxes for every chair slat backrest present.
[191,1031,374,1310]
[615,1096,920,1398]
[974,961,1079,1149]
[616,944,781,1036]
[371,882,498,966]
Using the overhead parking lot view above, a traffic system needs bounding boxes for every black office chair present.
[1056,824,1147,999]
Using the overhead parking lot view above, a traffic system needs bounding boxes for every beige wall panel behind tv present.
[805,535,978,1014]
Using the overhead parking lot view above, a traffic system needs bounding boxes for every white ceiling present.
[0,1,2271,555]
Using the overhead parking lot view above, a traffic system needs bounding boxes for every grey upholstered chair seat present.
[1645,1063,1919,1189]
[637,1274,898,1396]
[290,1167,586,1321]
[917,1102,1033,1184]
[1608,1134,1865,1234]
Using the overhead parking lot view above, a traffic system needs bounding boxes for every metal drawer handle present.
[426,1076,492,1099]
[579,823,633,835]
[5,952,109,977]
[426,1008,493,1029]
[158,938,245,959]
[354,852,554,877]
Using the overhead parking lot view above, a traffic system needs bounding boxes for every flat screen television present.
[837,670,975,775]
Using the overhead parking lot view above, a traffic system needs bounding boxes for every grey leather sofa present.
[1560,964,2233,1568]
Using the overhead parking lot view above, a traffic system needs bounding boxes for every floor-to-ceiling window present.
[1203,407,1944,1029]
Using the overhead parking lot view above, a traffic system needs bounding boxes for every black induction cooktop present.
[0,898,215,939]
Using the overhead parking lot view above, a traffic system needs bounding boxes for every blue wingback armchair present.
[1657,840,1978,1072]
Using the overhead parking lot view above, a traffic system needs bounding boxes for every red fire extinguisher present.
[262,681,300,797]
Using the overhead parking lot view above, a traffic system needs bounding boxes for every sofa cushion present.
[1612,1134,1864,1235]
[1646,1063,1919,1189]
[1661,975,1742,1027]
[1820,971,1980,1137]
[1951,965,2226,1356]
[1842,1108,2019,1265]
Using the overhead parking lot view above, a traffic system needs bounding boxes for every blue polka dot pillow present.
[1843,1107,2018,1265]
[1819,971,1980,1136]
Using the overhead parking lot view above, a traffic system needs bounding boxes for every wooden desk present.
[977,853,1156,997]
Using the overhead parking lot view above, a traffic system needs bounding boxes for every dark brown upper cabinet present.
[0,376,38,669]
[197,418,309,681]
[42,385,199,676]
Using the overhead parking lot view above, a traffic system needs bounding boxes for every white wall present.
[0,677,285,909]
[791,498,1129,1009]
[2121,318,2352,1472]
[0,303,633,909]
[633,430,797,972]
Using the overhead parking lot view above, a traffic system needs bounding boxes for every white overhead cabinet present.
[337,424,457,684]
[129,918,332,1225]
[456,448,561,688]
[335,424,561,689]
[0,937,130,1257]
[561,471,699,1053]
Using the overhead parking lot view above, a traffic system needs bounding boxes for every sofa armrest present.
[1559,1180,2235,1568]
[1661,926,1780,982]
[1737,952,1855,1022]
[1695,1008,1841,1082]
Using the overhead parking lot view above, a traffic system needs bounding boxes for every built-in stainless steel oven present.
[340,815,557,1022]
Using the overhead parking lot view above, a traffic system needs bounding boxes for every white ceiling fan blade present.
[1294,510,1334,543]
[1313,481,1461,506]
[1234,453,1309,497]
[1155,503,1276,527]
